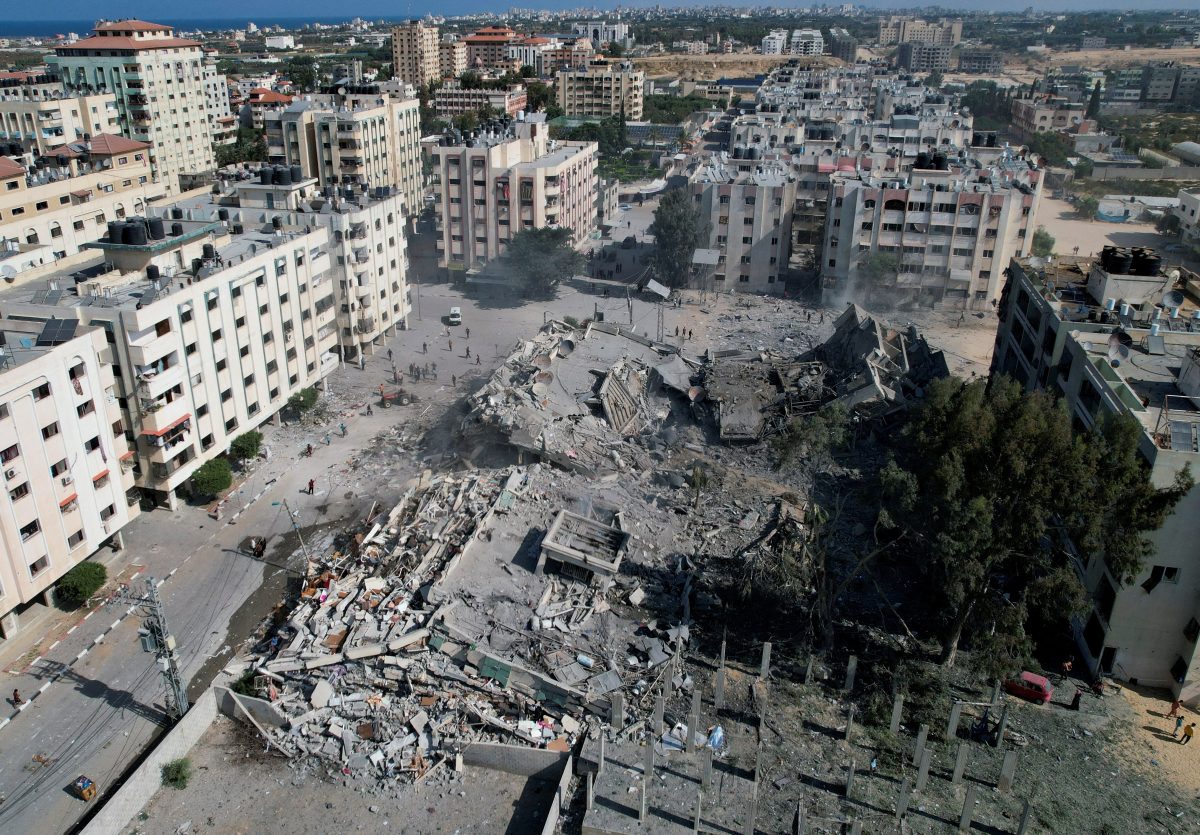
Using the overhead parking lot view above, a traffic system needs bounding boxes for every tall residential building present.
[761,30,790,56]
[1011,95,1086,137]
[464,27,518,71]
[0,135,165,275]
[958,50,1003,75]
[508,38,560,76]
[391,21,440,88]
[0,82,119,155]
[690,156,795,294]
[264,88,422,214]
[439,39,468,80]
[828,29,858,64]
[790,30,825,56]
[0,315,139,637]
[555,60,644,121]
[428,116,597,274]
[544,41,595,73]
[3,209,341,509]
[821,153,1043,309]
[202,58,232,123]
[896,42,952,73]
[992,255,1200,703]
[878,17,963,47]
[434,80,528,119]
[52,19,216,194]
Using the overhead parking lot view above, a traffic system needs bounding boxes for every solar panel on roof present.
[139,286,159,307]
[1146,334,1166,355]
[34,318,78,346]
[1170,421,1199,453]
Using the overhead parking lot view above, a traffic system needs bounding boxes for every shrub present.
[161,757,192,789]
[56,561,107,608]
[287,387,318,414]
[191,458,232,498]
[229,430,263,462]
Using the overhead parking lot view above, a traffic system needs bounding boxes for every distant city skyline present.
[4,0,1199,25]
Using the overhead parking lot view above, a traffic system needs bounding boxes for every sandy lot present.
[1116,684,1200,797]
[1034,197,1169,260]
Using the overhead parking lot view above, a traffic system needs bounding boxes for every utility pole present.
[272,499,312,564]
[122,578,189,721]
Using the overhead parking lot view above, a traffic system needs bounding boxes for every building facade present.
[439,39,468,80]
[761,30,789,56]
[463,27,518,71]
[571,22,633,50]
[1011,95,1087,137]
[391,21,440,88]
[0,85,119,156]
[428,117,597,274]
[52,19,216,194]
[828,29,858,64]
[896,42,952,73]
[555,61,644,121]
[878,17,963,47]
[434,81,528,120]
[790,30,825,56]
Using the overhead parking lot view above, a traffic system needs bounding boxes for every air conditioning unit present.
[61,475,74,486]
[3,468,15,480]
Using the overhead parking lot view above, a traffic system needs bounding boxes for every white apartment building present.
[164,173,412,363]
[994,255,1200,703]
[1174,189,1200,246]
[571,22,633,49]
[0,84,119,155]
[878,17,963,47]
[761,30,790,56]
[202,58,232,124]
[52,19,216,194]
[264,35,295,51]
[821,154,1043,310]
[4,212,340,509]
[508,38,560,76]
[791,30,825,56]
[691,156,796,294]
[0,135,165,274]
[556,60,644,121]
[264,89,422,214]
[391,21,440,88]
[428,116,598,274]
[673,41,708,56]
[0,316,139,637]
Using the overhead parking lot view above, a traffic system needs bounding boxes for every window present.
[68,530,85,549]
[85,436,100,452]
[243,374,255,387]
[1,444,19,463]
[181,308,193,323]
[239,345,250,358]
[9,482,30,501]
[197,403,209,417]
[216,358,227,371]
[29,556,49,577]
[50,458,67,477]
[42,422,60,439]
[221,389,232,403]
[77,401,95,418]
[19,520,40,541]
[211,329,222,342]
[33,382,50,400]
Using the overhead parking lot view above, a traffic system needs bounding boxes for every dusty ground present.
[631,52,834,82]
[1035,197,1171,260]
[1042,46,1200,70]
[1116,683,1200,797]
[127,716,555,835]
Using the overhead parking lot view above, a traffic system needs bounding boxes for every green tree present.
[287,387,318,414]
[161,758,193,789]
[1156,212,1182,236]
[650,188,703,289]
[926,69,944,88]
[1077,196,1100,221]
[229,430,263,462]
[1085,79,1103,119]
[519,65,536,78]
[55,561,107,608]
[215,127,267,167]
[880,376,1190,669]
[604,43,625,58]
[504,227,584,297]
[859,252,900,284]
[1031,226,1055,257]
[191,458,232,498]
[453,110,479,133]
[286,56,318,93]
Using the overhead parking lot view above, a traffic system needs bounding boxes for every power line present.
[119,578,188,721]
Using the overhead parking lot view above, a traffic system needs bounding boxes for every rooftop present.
[0,316,88,372]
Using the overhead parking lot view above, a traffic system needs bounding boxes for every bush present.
[229,430,263,462]
[191,458,232,498]
[287,387,318,414]
[161,757,192,789]
[56,561,107,608]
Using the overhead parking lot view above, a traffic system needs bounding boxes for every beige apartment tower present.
[391,21,440,88]
[556,60,644,121]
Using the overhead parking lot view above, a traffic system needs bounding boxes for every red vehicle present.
[1003,672,1054,704]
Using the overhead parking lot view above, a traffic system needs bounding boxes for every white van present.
[448,307,462,326]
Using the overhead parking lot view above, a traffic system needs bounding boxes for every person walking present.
[465,346,471,359]
[387,348,393,362]
[1168,698,1183,719]
[423,342,428,354]
[307,478,315,495]
[465,327,470,339]
[448,339,453,352]
[476,354,481,365]
[1175,714,1186,737]
[12,689,23,706]
[323,433,331,446]
[1182,722,1196,744]
[339,422,347,437]
[451,374,457,387]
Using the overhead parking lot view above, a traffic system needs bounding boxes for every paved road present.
[0,273,682,834]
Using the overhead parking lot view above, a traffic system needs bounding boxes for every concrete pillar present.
[693,790,703,833]
[845,704,855,742]
[702,746,714,788]
[952,742,969,785]
[611,691,624,728]
[849,820,862,835]
[915,748,932,793]
[946,702,963,740]
[794,804,806,835]
[653,692,665,736]
[640,777,648,822]
[999,750,1018,793]
[688,688,702,753]
[744,781,757,835]
[913,723,929,765]
[715,666,726,710]
[995,704,1009,748]
[586,771,594,811]
[890,694,904,734]
[760,641,772,679]
[1017,799,1033,835]
[895,777,912,820]
[643,737,655,780]
[165,489,180,511]
[598,734,606,774]
[845,758,855,798]
[958,785,978,832]
[844,655,858,691]
[112,530,126,551]
[0,610,18,639]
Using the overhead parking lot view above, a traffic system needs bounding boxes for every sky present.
[4,0,1198,23]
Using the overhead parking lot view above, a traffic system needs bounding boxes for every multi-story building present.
[1081,36,1107,50]
[0,135,165,271]
[556,60,644,121]
[264,88,422,213]
[439,39,468,80]
[1175,188,1200,246]
[0,315,139,637]
[202,58,232,123]
[165,172,412,363]
[571,21,633,50]
[508,37,560,75]
[434,80,528,120]
[464,27,518,72]
[0,83,119,156]
[52,19,216,194]
[878,16,963,47]
[896,42,952,73]
[790,30,825,56]
[828,28,858,64]
[3,207,341,510]
[821,152,1043,309]
[1143,64,1181,103]
[673,41,708,56]
[243,88,295,131]
[1011,95,1086,137]
[958,49,1003,75]
[761,30,790,56]
[690,156,795,294]
[544,41,595,72]
[992,254,1200,703]
[391,20,440,88]
[428,115,597,274]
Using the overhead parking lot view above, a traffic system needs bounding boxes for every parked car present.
[1003,671,1053,704]
[448,307,462,326]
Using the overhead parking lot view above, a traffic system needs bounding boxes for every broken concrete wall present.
[461,742,570,780]
[216,685,290,729]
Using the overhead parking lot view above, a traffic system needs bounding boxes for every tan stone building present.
[464,27,518,71]
[555,60,644,121]
[434,80,528,120]
[0,82,119,155]
[439,39,468,80]
[391,20,440,88]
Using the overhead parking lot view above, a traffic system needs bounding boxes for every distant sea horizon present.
[0,17,413,38]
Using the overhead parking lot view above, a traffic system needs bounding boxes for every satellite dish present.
[534,370,553,384]
[557,339,575,356]
[1162,289,1185,308]
[0,265,16,282]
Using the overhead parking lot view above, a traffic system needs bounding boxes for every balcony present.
[145,423,193,465]
[355,317,376,335]
[134,363,184,398]
[139,396,190,435]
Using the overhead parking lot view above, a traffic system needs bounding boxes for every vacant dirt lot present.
[632,52,835,81]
